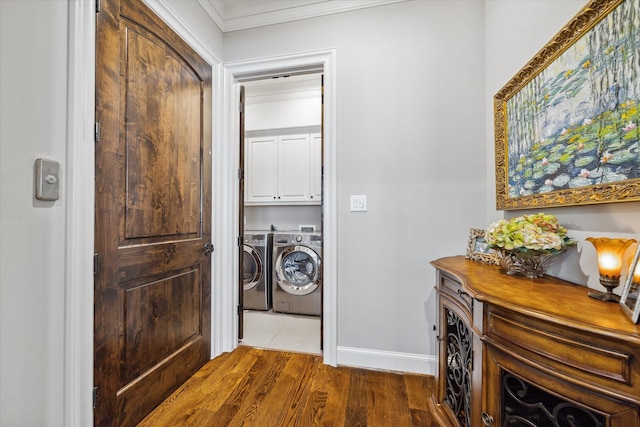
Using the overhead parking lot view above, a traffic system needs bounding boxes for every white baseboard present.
[337,346,435,375]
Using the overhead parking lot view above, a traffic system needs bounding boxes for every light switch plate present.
[35,158,60,201]
[350,195,367,212]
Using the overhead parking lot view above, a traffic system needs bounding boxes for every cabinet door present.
[485,344,640,427]
[246,136,277,203]
[438,298,473,427]
[278,134,310,202]
[310,133,322,202]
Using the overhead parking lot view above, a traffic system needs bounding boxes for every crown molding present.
[197,0,225,33]
[199,0,408,33]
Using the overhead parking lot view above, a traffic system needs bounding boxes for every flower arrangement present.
[485,213,576,255]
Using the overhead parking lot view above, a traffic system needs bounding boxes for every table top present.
[431,256,640,344]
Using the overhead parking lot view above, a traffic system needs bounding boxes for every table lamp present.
[586,237,637,302]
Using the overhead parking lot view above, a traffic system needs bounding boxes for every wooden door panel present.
[117,241,204,281]
[95,0,212,425]
[121,267,201,384]
[123,22,202,239]
[117,339,205,427]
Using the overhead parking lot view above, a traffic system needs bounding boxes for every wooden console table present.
[430,256,640,427]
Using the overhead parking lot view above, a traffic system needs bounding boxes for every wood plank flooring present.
[137,345,438,426]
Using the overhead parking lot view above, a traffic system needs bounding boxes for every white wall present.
[245,98,322,130]
[0,1,68,424]
[225,0,487,358]
[245,205,322,232]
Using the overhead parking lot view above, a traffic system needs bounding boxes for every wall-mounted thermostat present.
[35,158,60,201]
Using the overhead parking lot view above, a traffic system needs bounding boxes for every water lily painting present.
[494,0,640,209]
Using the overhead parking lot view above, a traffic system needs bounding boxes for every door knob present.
[204,242,214,256]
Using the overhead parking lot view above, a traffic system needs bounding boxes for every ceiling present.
[197,0,408,32]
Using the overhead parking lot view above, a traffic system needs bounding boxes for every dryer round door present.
[243,245,263,291]
[274,245,321,295]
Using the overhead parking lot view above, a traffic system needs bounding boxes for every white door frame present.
[220,50,338,365]
[65,1,96,425]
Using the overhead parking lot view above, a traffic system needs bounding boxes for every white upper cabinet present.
[245,133,321,205]
[310,133,322,201]
[277,134,311,202]
[245,136,277,203]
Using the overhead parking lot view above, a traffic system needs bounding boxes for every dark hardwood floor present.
[137,345,438,426]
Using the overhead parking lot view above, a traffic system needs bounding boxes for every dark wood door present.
[94,0,212,425]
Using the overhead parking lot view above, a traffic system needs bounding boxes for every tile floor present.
[240,310,321,355]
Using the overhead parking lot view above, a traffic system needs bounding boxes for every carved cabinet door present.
[484,345,639,427]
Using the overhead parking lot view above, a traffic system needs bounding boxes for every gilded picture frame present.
[620,242,640,324]
[465,228,500,265]
[494,0,640,210]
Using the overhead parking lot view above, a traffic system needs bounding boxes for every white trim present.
[143,0,222,64]
[246,90,322,105]
[212,63,237,357]
[199,0,408,33]
[222,49,338,366]
[64,1,95,426]
[337,346,436,375]
[197,0,225,33]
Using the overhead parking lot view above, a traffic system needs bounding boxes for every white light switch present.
[350,195,367,212]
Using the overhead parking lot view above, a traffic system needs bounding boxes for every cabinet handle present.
[481,412,494,426]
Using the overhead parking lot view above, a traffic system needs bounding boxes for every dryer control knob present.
[296,235,303,242]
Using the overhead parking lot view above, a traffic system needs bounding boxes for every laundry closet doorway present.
[222,50,337,366]
[239,72,324,355]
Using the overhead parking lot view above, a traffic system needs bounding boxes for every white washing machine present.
[242,231,272,311]
[272,232,322,316]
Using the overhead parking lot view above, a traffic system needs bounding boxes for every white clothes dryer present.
[272,232,322,316]
[242,231,272,311]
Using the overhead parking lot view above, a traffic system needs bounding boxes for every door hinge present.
[94,122,100,142]
[93,386,98,408]
[237,236,243,247]
[239,100,244,114]
[238,168,244,180]
[93,254,98,275]
[96,0,101,13]
[237,305,242,315]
